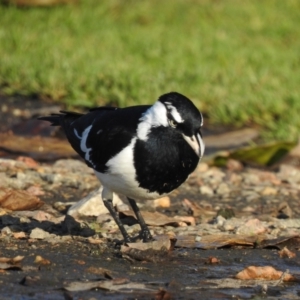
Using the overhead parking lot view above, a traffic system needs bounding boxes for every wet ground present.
[1,95,300,299]
[1,239,300,300]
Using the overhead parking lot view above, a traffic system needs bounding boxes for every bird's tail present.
[38,111,83,126]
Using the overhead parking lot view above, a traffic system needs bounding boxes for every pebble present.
[30,228,53,240]
[199,185,214,195]
[1,156,300,245]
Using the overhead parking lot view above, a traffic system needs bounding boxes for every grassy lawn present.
[0,0,299,140]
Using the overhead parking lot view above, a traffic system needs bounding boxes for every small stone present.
[197,163,209,173]
[226,159,243,171]
[67,187,124,217]
[215,183,230,195]
[222,218,243,231]
[261,187,277,196]
[277,201,293,219]
[195,236,202,242]
[215,215,226,227]
[1,226,12,235]
[199,186,214,195]
[30,228,53,240]
[236,218,267,235]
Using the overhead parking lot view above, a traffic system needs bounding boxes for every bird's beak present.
[182,132,205,158]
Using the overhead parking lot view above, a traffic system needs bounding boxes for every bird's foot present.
[139,228,154,243]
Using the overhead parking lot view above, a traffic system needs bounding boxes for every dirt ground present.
[1,95,300,300]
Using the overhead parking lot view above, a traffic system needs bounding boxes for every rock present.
[215,215,226,227]
[199,186,214,196]
[67,187,124,217]
[215,183,230,195]
[30,228,53,239]
[277,201,293,218]
[236,218,267,235]
[261,186,277,196]
[222,218,243,232]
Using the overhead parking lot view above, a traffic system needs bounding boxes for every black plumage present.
[39,92,204,243]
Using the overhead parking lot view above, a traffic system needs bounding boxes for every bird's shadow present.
[0,214,95,238]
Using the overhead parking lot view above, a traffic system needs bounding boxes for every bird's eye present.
[168,119,177,128]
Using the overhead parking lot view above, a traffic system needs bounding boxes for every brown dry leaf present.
[34,255,51,265]
[258,234,300,249]
[176,234,259,249]
[120,210,189,227]
[121,240,170,263]
[64,279,152,292]
[127,234,173,252]
[278,247,296,258]
[0,188,43,211]
[182,198,215,218]
[236,266,296,281]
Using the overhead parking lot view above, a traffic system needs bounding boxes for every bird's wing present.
[56,105,150,172]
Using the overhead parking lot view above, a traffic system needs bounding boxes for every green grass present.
[0,0,299,140]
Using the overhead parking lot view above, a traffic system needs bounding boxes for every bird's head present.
[137,92,205,158]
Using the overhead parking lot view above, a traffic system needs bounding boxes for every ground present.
[0,95,300,299]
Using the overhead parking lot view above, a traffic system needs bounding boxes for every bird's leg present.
[127,197,153,242]
[103,199,132,243]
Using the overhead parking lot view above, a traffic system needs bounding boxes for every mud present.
[1,239,300,299]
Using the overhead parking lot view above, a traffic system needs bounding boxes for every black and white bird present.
[39,92,205,243]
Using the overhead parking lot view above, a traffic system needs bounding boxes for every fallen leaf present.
[0,188,43,211]
[182,198,215,218]
[212,141,295,167]
[176,234,259,249]
[64,279,152,292]
[236,266,296,281]
[278,247,296,258]
[120,210,190,227]
[121,236,172,262]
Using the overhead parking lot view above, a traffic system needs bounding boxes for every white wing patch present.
[74,125,95,167]
[137,101,168,141]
